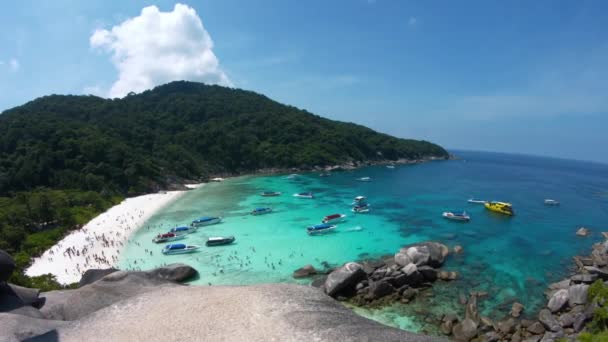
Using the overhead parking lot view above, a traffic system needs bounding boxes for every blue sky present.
[1,1,607,163]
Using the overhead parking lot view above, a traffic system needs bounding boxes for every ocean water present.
[120,151,608,332]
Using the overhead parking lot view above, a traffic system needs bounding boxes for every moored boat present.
[162,243,200,255]
[352,204,370,213]
[352,196,367,205]
[206,236,236,247]
[191,216,222,227]
[322,213,346,224]
[544,199,560,206]
[293,192,314,199]
[467,198,486,204]
[442,211,471,222]
[306,223,336,235]
[261,191,281,197]
[251,207,272,215]
[152,232,185,243]
[484,201,514,216]
[169,226,198,234]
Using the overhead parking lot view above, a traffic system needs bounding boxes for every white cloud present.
[8,58,19,72]
[90,3,231,98]
[408,17,418,27]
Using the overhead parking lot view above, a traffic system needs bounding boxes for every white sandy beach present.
[25,184,203,284]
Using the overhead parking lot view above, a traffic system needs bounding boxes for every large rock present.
[324,262,366,297]
[527,321,546,335]
[547,289,569,313]
[466,295,479,323]
[78,268,118,287]
[0,249,15,282]
[394,252,413,267]
[538,309,561,332]
[452,318,478,341]
[366,280,395,300]
[576,227,590,237]
[511,302,524,318]
[571,274,597,284]
[148,263,198,283]
[497,317,515,334]
[418,266,438,282]
[584,266,608,280]
[0,312,66,341]
[568,284,589,307]
[559,312,575,327]
[399,242,449,268]
[26,284,445,342]
[293,265,318,279]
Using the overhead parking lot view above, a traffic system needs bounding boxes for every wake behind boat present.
[442,211,471,222]
[322,213,346,224]
[251,207,272,215]
[152,232,185,243]
[206,236,236,247]
[293,192,314,199]
[468,198,487,204]
[162,243,200,255]
[307,223,336,235]
[191,216,222,227]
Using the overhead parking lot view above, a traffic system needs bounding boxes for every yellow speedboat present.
[484,201,514,216]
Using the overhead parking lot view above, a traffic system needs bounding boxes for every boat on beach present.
[206,236,236,247]
[261,191,281,197]
[162,243,200,255]
[544,199,560,206]
[484,201,514,216]
[251,207,272,215]
[152,232,185,243]
[191,216,222,227]
[169,226,198,234]
[442,211,471,222]
[322,213,346,224]
[307,223,337,235]
[467,198,486,204]
[293,192,314,199]
[356,177,371,182]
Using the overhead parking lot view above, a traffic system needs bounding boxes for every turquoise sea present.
[120,151,608,332]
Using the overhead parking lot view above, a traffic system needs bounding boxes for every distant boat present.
[386,165,395,169]
[261,191,282,197]
[251,207,272,215]
[352,196,367,205]
[544,199,560,206]
[162,243,200,255]
[485,201,514,216]
[286,174,299,179]
[442,211,471,222]
[210,177,224,182]
[293,192,314,199]
[307,223,336,235]
[357,177,372,182]
[169,226,198,234]
[352,204,370,213]
[319,172,331,177]
[468,198,486,204]
[191,216,222,227]
[322,213,346,224]
[152,232,185,243]
[206,236,235,247]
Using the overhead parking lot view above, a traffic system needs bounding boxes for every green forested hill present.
[0,81,447,288]
[0,81,448,195]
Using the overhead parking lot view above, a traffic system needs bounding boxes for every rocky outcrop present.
[0,312,66,342]
[547,289,569,313]
[324,262,366,297]
[293,264,317,279]
[78,268,118,287]
[576,227,590,237]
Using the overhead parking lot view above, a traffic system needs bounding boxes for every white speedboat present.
[307,223,336,235]
[210,177,224,182]
[261,191,281,197]
[352,196,367,205]
[251,207,272,215]
[152,232,185,243]
[467,198,486,204]
[169,226,198,234]
[293,192,314,199]
[356,177,371,182]
[544,199,560,206]
[442,211,471,222]
[162,243,200,255]
[386,165,395,169]
[322,213,346,224]
[206,236,235,247]
[191,216,222,227]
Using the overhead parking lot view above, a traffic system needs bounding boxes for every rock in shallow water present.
[293,264,317,279]
[324,262,366,297]
[452,318,478,341]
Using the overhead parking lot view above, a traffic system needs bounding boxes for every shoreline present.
[25,184,204,284]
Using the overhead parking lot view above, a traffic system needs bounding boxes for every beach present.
[25,184,203,284]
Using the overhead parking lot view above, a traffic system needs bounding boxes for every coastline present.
[25,184,204,285]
